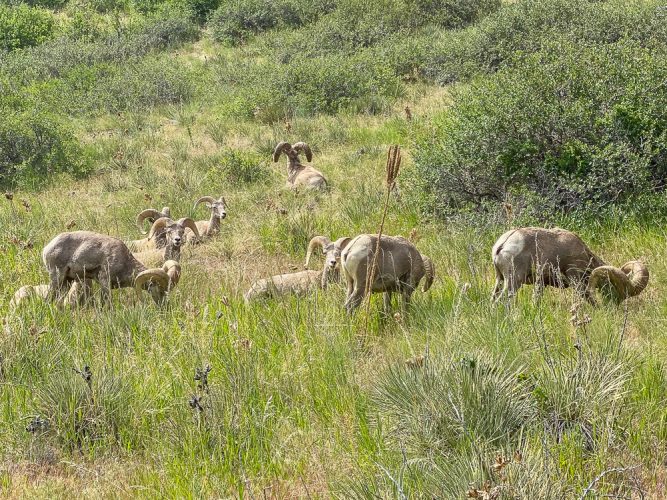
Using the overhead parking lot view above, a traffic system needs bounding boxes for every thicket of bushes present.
[0,4,55,51]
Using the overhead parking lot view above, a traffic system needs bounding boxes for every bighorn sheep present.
[132,217,199,267]
[340,234,435,314]
[305,235,352,289]
[10,281,86,311]
[127,206,171,252]
[42,231,182,305]
[244,235,351,302]
[491,227,649,303]
[187,195,227,243]
[273,141,327,190]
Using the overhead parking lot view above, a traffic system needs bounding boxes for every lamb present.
[132,217,199,267]
[491,227,649,304]
[10,281,86,311]
[304,235,352,289]
[187,195,227,244]
[340,234,435,314]
[127,206,172,252]
[273,141,327,190]
[244,235,351,302]
[42,231,182,305]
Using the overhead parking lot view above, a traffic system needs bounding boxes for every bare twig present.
[579,465,641,500]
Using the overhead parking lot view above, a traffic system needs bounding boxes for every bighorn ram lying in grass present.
[127,206,171,252]
[244,235,351,301]
[341,234,435,313]
[187,195,227,243]
[273,141,327,190]
[43,231,182,305]
[491,227,649,303]
[10,281,86,311]
[132,217,199,267]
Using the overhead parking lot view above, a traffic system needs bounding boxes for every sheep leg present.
[383,292,393,315]
[491,267,504,303]
[97,269,113,305]
[345,286,365,314]
[47,267,67,302]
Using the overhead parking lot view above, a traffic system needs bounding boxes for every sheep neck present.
[163,244,181,262]
[207,211,221,236]
[287,159,305,183]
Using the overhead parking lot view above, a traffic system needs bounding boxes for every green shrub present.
[0,109,89,188]
[412,41,667,215]
[0,4,55,51]
[216,149,269,185]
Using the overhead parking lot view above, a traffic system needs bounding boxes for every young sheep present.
[186,195,227,244]
[491,227,649,303]
[341,234,435,314]
[42,231,182,305]
[273,141,327,190]
[10,281,87,311]
[127,206,171,252]
[132,216,199,267]
[244,236,351,302]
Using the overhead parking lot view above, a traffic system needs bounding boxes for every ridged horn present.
[134,268,169,292]
[148,217,172,240]
[422,255,435,292]
[136,209,164,234]
[293,142,313,162]
[162,260,182,291]
[588,260,649,301]
[335,236,352,251]
[305,236,331,268]
[194,196,216,210]
[273,141,291,162]
[177,217,200,239]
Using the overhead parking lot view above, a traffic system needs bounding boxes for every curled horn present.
[293,142,313,162]
[176,217,200,239]
[305,236,331,268]
[194,196,216,210]
[136,209,164,234]
[335,236,352,251]
[148,217,172,240]
[422,255,435,292]
[273,141,292,162]
[588,260,649,302]
[134,268,169,292]
[162,260,182,291]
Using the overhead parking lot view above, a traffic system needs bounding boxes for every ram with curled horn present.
[491,227,649,304]
[273,141,327,190]
[133,216,199,267]
[304,235,352,289]
[127,206,171,252]
[186,195,228,244]
[43,231,183,305]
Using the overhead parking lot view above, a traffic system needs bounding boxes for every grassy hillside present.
[2,0,667,497]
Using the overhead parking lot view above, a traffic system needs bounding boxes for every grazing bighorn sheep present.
[491,227,649,303]
[187,195,227,243]
[305,235,352,289]
[273,141,327,190]
[127,206,171,252]
[341,234,435,314]
[244,235,352,302]
[132,217,199,267]
[10,281,86,311]
[42,231,182,305]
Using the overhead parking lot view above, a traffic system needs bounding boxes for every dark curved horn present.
[148,217,172,240]
[177,217,200,239]
[422,255,435,292]
[273,141,291,162]
[136,209,163,234]
[293,142,313,162]
[162,260,182,291]
[134,268,169,291]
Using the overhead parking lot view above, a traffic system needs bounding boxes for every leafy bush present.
[0,109,89,188]
[0,4,55,51]
[424,0,667,84]
[216,149,269,185]
[412,41,667,215]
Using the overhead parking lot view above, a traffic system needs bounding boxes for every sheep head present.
[148,217,199,249]
[136,207,171,235]
[273,141,313,163]
[588,260,649,303]
[194,195,227,220]
[135,260,182,304]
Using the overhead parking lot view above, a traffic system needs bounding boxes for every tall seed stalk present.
[364,145,401,333]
